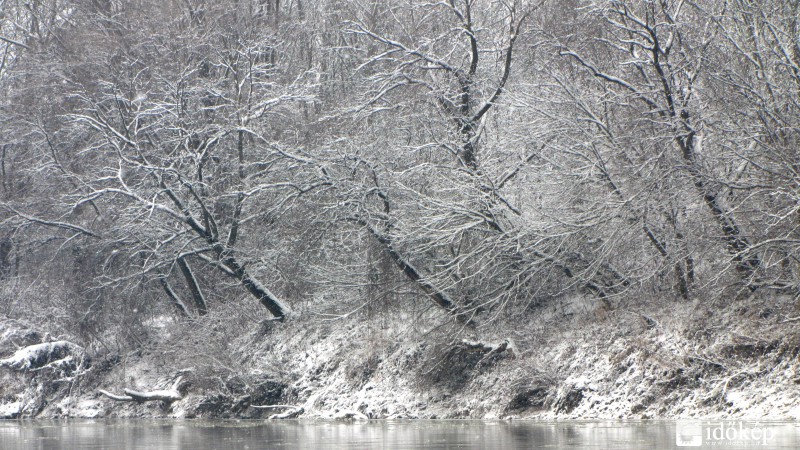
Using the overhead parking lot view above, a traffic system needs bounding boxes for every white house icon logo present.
[676,422,703,447]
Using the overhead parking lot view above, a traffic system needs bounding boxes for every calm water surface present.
[0,419,798,449]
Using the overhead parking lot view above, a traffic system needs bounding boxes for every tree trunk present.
[363,224,467,323]
[221,255,290,320]
[177,256,208,315]
[159,277,190,317]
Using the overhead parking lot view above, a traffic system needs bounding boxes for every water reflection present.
[0,419,797,449]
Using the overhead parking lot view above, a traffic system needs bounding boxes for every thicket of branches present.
[0,0,798,342]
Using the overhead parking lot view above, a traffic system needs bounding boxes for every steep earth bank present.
[2,293,799,420]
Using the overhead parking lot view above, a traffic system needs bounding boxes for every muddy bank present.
[2,293,799,420]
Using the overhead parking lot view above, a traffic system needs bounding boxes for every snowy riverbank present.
[2,293,799,420]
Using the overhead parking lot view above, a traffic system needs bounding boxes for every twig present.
[0,35,30,50]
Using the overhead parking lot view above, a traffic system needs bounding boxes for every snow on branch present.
[3,206,101,239]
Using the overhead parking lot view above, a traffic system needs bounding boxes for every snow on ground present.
[0,341,83,371]
[4,292,800,420]
[0,400,21,419]
[237,294,800,421]
[54,397,104,418]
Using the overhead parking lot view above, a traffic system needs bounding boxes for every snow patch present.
[0,340,84,372]
[0,401,22,419]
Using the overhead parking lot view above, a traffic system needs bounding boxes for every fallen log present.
[250,404,305,419]
[269,407,304,420]
[99,376,183,403]
[98,390,135,402]
[250,404,303,410]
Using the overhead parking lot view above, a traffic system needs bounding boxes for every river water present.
[0,419,798,449]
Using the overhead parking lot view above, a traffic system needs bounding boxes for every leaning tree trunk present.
[177,256,208,315]
[221,255,291,321]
